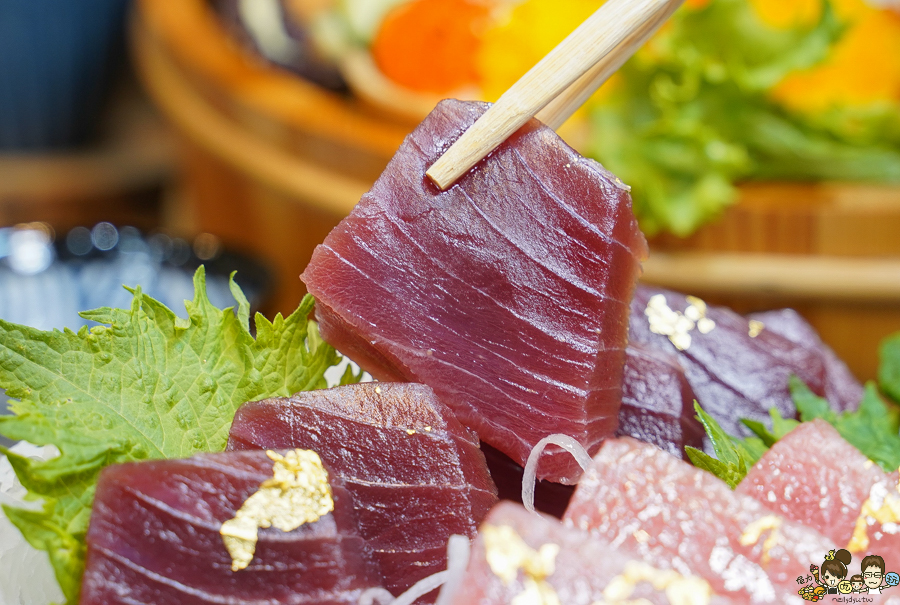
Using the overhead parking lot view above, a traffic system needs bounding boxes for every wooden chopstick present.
[426,0,684,190]
[535,0,682,130]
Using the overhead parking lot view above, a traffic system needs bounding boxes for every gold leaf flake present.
[748,320,765,338]
[645,294,715,351]
[739,515,782,564]
[847,481,900,552]
[406,429,417,435]
[483,525,561,605]
[220,449,334,571]
[595,561,712,605]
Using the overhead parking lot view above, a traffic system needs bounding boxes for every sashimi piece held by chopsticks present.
[427,0,686,189]
[302,99,647,484]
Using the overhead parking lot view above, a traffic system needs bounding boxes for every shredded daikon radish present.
[359,534,471,605]
[434,534,470,605]
[522,434,592,513]
[359,588,395,605]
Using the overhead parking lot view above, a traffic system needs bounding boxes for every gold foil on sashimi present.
[645,294,716,351]
[595,560,712,605]
[847,480,900,553]
[483,524,561,605]
[739,515,782,565]
[748,320,765,338]
[220,449,334,571]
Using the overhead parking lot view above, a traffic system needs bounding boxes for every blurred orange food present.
[756,0,900,111]
[371,0,493,95]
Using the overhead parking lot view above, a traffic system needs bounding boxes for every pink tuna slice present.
[564,437,834,604]
[443,500,739,604]
[301,98,647,484]
[736,419,900,555]
[81,450,381,605]
[629,285,829,440]
[226,382,498,601]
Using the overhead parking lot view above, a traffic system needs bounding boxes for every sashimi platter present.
[3,4,900,605]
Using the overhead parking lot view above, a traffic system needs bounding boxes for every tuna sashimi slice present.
[736,419,900,555]
[301,98,647,484]
[81,450,380,605]
[629,285,828,438]
[444,500,738,605]
[617,342,705,459]
[747,308,863,412]
[564,437,833,604]
[226,382,498,600]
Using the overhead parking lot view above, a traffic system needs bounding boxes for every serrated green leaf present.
[686,446,746,489]
[788,376,900,472]
[0,267,352,603]
[690,402,760,488]
[741,408,800,447]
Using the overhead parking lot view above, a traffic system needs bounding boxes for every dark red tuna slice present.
[629,285,828,438]
[301,99,647,484]
[226,382,498,600]
[564,437,833,603]
[617,342,705,458]
[736,419,900,555]
[747,309,863,412]
[444,500,739,605]
[481,344,702,519]
[81,449,380,605]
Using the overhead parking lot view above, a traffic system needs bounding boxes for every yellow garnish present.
[596,560,712,605]
[748,320,765,338]
[220,449,334,571]
[483,524,561,605]
[847,480,900,552]
[645,294,716,351]
[739,515,782,565]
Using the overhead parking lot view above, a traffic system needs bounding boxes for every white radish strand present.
[358,534,471,605]
[522,434,593,513]
[434,535,471,605]
[359,588,395,605]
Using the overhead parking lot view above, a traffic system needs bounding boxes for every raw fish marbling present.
[302,99,647,484]
[736,419,900,555]
[81,450,380,605]
[629,286,829,439]
[564,437,833,604]
[443,501,738,605]
[227,382,497,601]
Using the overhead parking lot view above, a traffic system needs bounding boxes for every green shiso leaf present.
[791,376,900,472]
[690,344,900,489]
[686,401,760,489]
[0,267,348,604]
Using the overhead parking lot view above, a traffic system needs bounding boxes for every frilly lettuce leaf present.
[0,267,355,603]
[588,0,900,236]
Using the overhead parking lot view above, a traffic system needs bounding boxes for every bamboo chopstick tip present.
[425,160,456,191]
